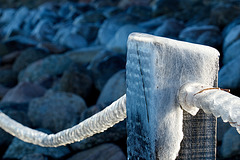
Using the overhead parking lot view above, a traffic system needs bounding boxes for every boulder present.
[107,24,145,53]
[2,82,46,103]
[3,134,70,159]
[223,39,240,65]
[36,42,67,54]
[223,24,240,51]
[67,143,126,160]
[219,54,240,89]
[0,8,15,24]
[18,54,72,83]
[28,91,87,133]
[31,19,55,41]
[97,70,126,104]
[59,33,88,49]
[73,10,105,24]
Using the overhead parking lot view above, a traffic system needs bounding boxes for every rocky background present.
[0,0,239,159]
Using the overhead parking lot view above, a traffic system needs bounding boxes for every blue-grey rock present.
[36,42,67,54]
[139,16,167,30]
[13,47,49,72]
[2,82,46,103]
[67,143,126,160]
[179,25,222,48]
[97,70,126,104]
[223,24,240,51]
[21,153,48,160]
[3,7,29,38]
[219,54,240,89]
[223,39,240,65]
[107,24,145,53]
[220,127,240,158]
[154,18,184,39]
[126,6,152,21]
[65,45,103,65]
[18,54,72,83]
[28,91,87,133]
[3,134,70,159]
[222,16,240,38]
[31,19,55,41]
[89,52,126,91]
[0,8,15,24]
[152,0,180,16]
[73,10,105,24]
[59,33,87,49]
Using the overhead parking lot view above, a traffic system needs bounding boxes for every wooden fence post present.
[126,33,219,159]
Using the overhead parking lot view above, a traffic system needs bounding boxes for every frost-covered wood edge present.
[178,82,240,134]
[0,94,126,147]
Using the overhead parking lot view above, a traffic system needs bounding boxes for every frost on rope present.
[179,82,240,133]
[0,94,126,147]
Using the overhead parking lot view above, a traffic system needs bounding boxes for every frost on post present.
[126,33,219,160]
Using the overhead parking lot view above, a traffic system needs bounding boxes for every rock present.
[107,24,145,53]
[0,69,18,87]
[71,23,99,42]
[126,6,152,21]
[65,45,103,64]
[37,42,67,54]
[2,82,46,103]
[3,35,38,51]
[53,64,93,100]
[59,33,88,49]
[220,127,240,158]
[153,18,185,39]
[179,25,222,48]
[222,16,240,38]
[210,2,240,27]
[28,91,87,133]
[31,19,55,41]
[139,16,167,31]
[217,118,231,142]
[18,54,72,83]
[1,51,20,65]
[89,53,126,91]
[13,48,49,73]
[0,42,10,57]
[97,70,126,104]
[102,7,122,18]
[0,8,15,24]
[3,135,70,159]
[0,102,30,156]
[70,104,126,151]
[67,143,126,160]
[0,84,9,99]
[73,10,105,24]
[223,39,240,65]
[152,0,180,16]
[223,24,240,51]
[3,7,29,38]
[118,0,152,8]
[21,153,48,160]
[219,54,240,89]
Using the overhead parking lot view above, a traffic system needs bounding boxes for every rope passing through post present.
[178,83,240,133]
[0,94,126,147]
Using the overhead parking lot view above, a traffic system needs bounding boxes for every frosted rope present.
[0,94,126,147]
[178,83,240,133]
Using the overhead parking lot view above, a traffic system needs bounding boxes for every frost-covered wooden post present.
[126,33,219,160]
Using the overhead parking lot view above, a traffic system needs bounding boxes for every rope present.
[0,94,126,147]
[178,83,240,133]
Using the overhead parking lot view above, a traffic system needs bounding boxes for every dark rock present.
[179,25,222,48]
[222,16,240,38]
[1,51,20,65]
[0,42,10,57]
[0,69,18,87]
[37,42,67,54]
[2,82,46,103]
[31,19,55,41]
[59,33,88,49]
[71,23,99,42]
[107,24,145,53]
[3,134,70,159]
[0,102,30,156]
[53,64,93,100]
[152,0,180,16]
[68,143,126,160]
[118,0,152,8]
[139,16,167,31]
[223,24,240,51]
[0,84,9,99]
[93,0,120,8]
[3,35,38,52]
[18,54,72,83]
[154,18,185,39]
[97,70,126,104]
[102,7,122,18]
[70,104,126,151]
[220,127,240,158]
[66,45,103,65]
[210,2,240,27]
[73,10,106,24]
[219,54,240,89]
[217,118,231,142]
[21,153,48,160]
[89,52,126,91]
[28,91,87,133]
[126,6,152,21]
[223,39,240,65]
[13,48,49,73]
